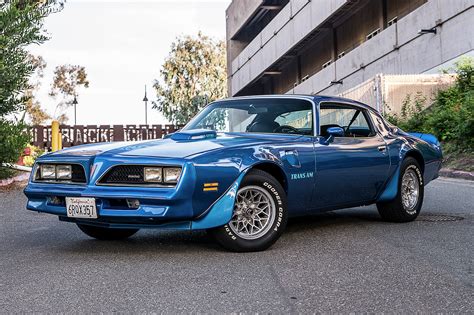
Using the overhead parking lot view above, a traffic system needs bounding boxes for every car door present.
[311,102,390,209]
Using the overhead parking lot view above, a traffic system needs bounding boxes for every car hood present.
[45,133,302,159]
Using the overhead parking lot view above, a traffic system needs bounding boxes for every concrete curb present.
[1,163,32,172]
[0,172,30,187]
[439,168,474,181]
[0,164,32,187]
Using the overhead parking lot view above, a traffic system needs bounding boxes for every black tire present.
[377,157,424,222]
[77,224,139,240]
[208,169,288,252]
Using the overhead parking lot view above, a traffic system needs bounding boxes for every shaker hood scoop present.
[168,129,217,141]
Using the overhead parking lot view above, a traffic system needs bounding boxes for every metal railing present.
[31,124,183,149]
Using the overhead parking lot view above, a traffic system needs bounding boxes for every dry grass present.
[443,151,474,172]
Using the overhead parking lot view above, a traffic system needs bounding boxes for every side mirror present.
[327,127,344,137]
[321,126,344,145]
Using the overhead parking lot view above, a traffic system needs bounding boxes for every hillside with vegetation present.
[385,58,473,171]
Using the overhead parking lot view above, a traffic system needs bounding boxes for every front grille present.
[98,165,180,186]
[99,165,145,184]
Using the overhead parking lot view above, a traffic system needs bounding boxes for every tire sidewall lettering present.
[405,164,423,186]
[224,225,237,240]
[263,182,284,232]
[227,180,285,241]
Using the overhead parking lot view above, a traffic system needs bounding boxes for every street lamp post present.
[143,85,149,125]
[72,96,78,125]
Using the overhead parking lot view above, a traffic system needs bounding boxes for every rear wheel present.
[377,157,424,222]
[209,169,288,252]
[77,224,139,240]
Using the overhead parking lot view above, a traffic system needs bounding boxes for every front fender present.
[191,171,247,229]
[189,145,289,228]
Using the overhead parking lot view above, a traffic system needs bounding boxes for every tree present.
[25,54,51,124]
[49,64,89,123]
[153,32,227,124]
[0,0,62,178]
[23,56,90,124]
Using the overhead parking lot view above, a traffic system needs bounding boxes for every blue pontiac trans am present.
[24,95,443,251]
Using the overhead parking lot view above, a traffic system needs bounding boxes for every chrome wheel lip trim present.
[229,185,276,240]
[401,169,420,214]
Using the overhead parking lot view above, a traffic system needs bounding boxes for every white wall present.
[230,0,347,95]
[307,0,473,97]
[229,0,474,97]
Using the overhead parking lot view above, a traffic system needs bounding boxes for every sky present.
[28,0,231,125]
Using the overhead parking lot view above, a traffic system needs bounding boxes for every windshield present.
[183,98,314,136]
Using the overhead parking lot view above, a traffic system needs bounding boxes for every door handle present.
[378,145,387,152]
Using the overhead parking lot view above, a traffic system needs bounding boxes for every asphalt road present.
[0,177,472,313]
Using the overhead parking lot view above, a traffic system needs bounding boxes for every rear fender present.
[377,140,417,202]
[407,132,440,147]
[377,165,400,202]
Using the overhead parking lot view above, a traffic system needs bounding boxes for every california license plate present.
[66,197,98,219]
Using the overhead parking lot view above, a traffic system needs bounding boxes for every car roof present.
[222,94,376,112]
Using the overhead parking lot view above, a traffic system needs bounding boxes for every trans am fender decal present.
[290,172,314,180]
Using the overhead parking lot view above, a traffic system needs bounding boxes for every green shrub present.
[0,120,30,178]
[385,92,429,133]
[384,57,474,154]
[425,58,474,152]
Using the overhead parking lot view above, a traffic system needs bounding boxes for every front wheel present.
[209,169,288,252]
[377,157,424,222]
[77,224,139,240]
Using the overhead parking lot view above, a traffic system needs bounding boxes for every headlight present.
[40,164,56,179]
[34,163,86,183]
[38,164,72,180]
[144,167,162,182]
[56,165,72,180]
[163,167,181,184]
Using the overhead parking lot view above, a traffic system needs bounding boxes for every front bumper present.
[24,172,245,230]
[25,183,193,221]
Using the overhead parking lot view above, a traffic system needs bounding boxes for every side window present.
[370,111,389,135]
[320,104,375,137]
[275,109,313,130]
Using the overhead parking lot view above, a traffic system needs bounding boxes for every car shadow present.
[52,207,386,255]
[56,229,222,254]
[286,207,383,233]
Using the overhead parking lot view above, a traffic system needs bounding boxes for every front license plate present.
[66,197,98,219]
